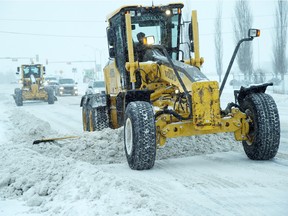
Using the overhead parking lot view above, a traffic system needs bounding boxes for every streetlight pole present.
[84,45,103,80]
[94,51,98,80]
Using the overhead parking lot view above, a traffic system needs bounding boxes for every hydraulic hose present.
[153,45,193,121]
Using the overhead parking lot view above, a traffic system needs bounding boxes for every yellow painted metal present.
[31,84,38,96]
[150,86,174,101]
[89,110,94,131]
[233,107,250,141]
[22,88,48,100]
[103,61,122,94]
[192,10,201,68]
[156,107,249,143]
[155,116,168,146]
[103,61,123,129]
[153,79,249,145]
[82,108,87,131]
[153,100,175,110]
[184,57,204,67]
[125,13,137,84]
[109,95,119,129]
[191,81,221,130]
[157,64,197,92]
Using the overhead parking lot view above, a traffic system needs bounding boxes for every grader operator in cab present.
[80,3,280,170]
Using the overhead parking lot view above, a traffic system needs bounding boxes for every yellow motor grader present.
[13,64,55,106]
[80,3,280,170]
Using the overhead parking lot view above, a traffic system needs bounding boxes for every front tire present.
[124,101,156,170]
[240,93,280,160]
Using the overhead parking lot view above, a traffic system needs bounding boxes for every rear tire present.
[47,88,54,104]
[240,93,280,160]
[82,106,90,131]
[124,101,156,170]
[15,88,23,106]
[91,106,109,131]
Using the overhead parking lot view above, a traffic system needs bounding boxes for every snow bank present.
[8,107,241,164]
[0,107,241,215]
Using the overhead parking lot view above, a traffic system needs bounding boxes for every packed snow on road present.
[0,83,287,216]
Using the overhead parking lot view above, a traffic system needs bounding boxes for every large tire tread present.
[124,101,156,170]
[15,88,23,106]
[241,93,280,160]
[47,88,55,104]
[91,106,109,131]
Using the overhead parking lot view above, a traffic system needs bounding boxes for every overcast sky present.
[0,0,278,80]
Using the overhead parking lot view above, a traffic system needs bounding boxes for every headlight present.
[59,87,64,90]
[143,36,155,45]
[165,9,171,16]
[74,86,78,90]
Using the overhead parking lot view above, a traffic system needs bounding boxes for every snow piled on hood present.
[0,108,241,215]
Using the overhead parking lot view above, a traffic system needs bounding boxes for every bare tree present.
[272,0,288,82]
[233,0,253,82]
[214,0,223,82]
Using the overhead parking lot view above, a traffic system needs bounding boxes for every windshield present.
[59,79,75,84]
[23,65,41,78]
[132,23,161,45]
[131,12,180,59]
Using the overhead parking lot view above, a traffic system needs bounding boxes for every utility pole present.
[84,45,103,80]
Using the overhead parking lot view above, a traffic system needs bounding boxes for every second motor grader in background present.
[13,64,56,106]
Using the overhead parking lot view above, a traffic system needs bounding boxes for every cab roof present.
[21,64,42,67]
[106,3,184,21]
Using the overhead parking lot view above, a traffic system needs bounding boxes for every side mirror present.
[107,28,115,58]
[16,67,20,75]
[188,23,194,52]
[109,47,115,58]
[107,28,115,46]
[75,82,78,85]
[188,23,193,41]
[248,29,260,38]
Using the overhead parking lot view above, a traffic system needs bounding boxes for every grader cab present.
[13,64,55,106]
[80,3,280,170]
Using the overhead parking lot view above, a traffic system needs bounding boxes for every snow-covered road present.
[13,90,83,135]
[0,83,287,216]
